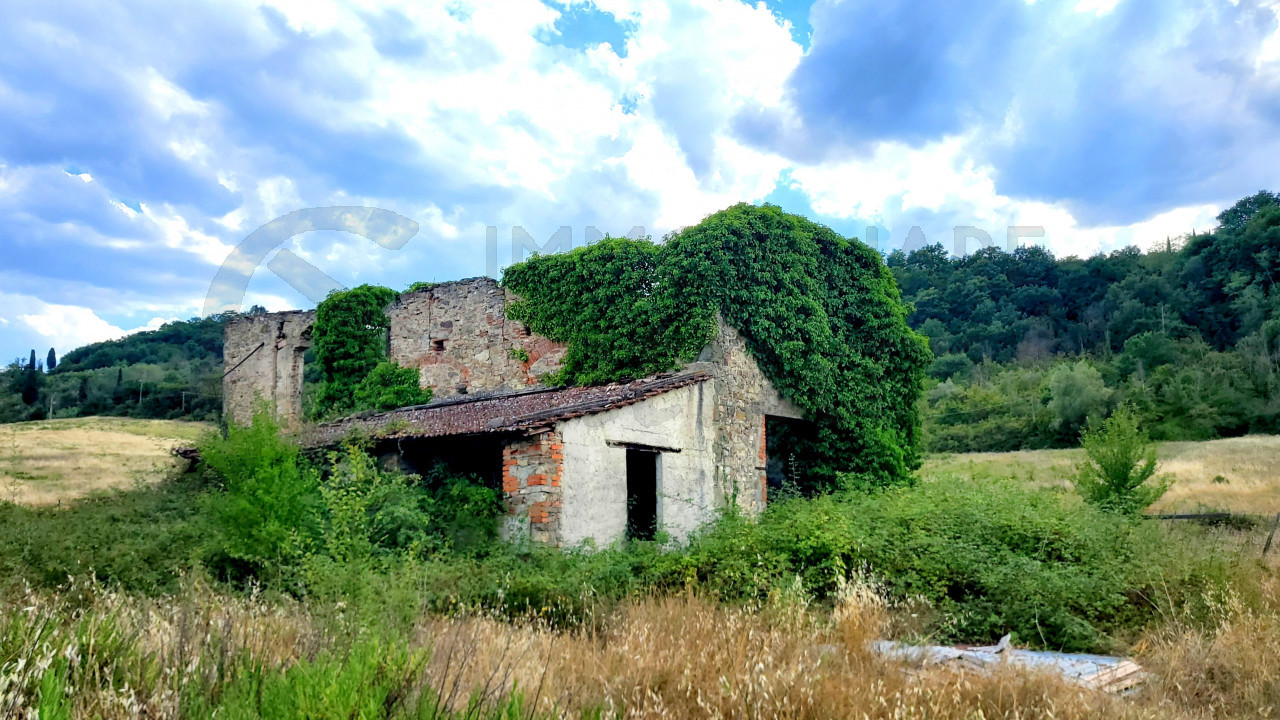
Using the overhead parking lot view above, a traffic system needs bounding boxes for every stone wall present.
[501,431,563,545]
[223,310,316,427]
[387,277,566,399]
[705,317,804,515]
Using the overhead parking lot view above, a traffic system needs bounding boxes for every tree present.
[19,350,41,405]
[1048,361,1111,435]
[1072,406,1171,514]
[45,348,57,372]
[1215,190,1278,233]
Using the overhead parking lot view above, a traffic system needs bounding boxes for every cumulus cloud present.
[0,0,1276,363]
[742,0,1280,224]
[0,292,169,359]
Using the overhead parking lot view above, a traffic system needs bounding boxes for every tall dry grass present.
[4,573,1278,719]
[922,433,1280,515]
[0,417,211,505]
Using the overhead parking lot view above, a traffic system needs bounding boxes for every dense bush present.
[353,361,432,412]
[199,408,323,579]
[0,412,1244,654]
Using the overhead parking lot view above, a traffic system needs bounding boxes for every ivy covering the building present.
[503,204,932,490]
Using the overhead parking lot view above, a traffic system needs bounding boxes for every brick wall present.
[501,430,563,545]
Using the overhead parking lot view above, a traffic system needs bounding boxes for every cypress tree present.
[46,348,57,371]
[20,350,40,405]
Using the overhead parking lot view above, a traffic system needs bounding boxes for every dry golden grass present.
[923,434,1280,515]
[6,575,1279,719]
[0,416,211,505]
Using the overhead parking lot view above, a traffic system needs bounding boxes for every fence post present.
[1264,513,1280,557]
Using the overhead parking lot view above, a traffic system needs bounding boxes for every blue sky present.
[1,0,1278,362]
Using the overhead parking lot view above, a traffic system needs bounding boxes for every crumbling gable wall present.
[223,310,315,428]
[387,277,566,399]
[704,317,804,514]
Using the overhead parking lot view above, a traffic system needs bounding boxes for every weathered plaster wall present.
[556,381,716,547]
[705,318,804,515]
[387,277,565,399]
[501,431,563,545]
[223,311,316,428]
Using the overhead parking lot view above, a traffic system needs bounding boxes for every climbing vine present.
[503,204,931,490]
[312,284,421,419]
[503,237,715,385]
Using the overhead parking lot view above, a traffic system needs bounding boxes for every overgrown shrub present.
[1073,406,1172,514]
[353,361,432,412]
[199,408,322,579]
[312,285,400,418]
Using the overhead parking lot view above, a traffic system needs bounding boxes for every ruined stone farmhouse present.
[223,277,808,547]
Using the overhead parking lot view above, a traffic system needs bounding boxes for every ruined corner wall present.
[501,430,563,546]
[387,277,566,399]
[706,318,804,515]
[223,310,316,428]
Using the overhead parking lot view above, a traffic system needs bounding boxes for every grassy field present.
[0,416,211,505]
[924,433,1280,515]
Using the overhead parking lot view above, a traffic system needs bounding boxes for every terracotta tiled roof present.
[305,370,710,447]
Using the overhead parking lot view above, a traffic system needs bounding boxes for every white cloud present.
[2,293,153,352]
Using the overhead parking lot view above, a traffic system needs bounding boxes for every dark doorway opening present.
[765,415,817,499]
[625,449,658,541]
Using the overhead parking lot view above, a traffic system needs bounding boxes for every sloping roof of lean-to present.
[305,370,710,446]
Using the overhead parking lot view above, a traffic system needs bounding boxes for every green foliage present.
[393,477,1233,651]
[0,474,208,593]
[504,236,714,385]
[669,205,932,489]
[199,408,322,577]
[353,362,432,412]
[504,205,931,489]
[1047,360,1111,435]
[312,285,400,418]
[1073,406,1171,514]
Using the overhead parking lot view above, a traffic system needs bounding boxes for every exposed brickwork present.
[501,431,563,545]
[387,277,566,399]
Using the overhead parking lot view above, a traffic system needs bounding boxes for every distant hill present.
[54,315,228,373]
[2,310,257,424]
